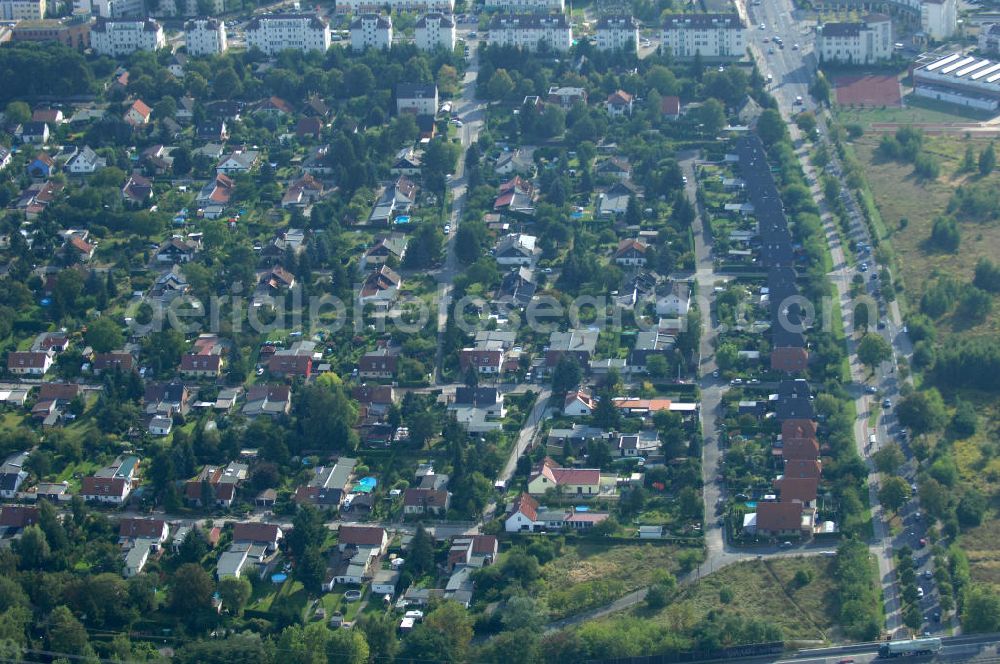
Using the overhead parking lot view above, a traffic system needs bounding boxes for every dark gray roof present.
[596,15,639,29]
[396,82,437,99]
[820,22,864,37]
[416,12,454,28]
[489,13,571,30]
[663,13,742,30]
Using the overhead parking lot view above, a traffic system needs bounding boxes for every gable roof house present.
[281,173,325,209]
[749,500,813,537]
[338,525,388,554]
[0,505,39,533]
[92,351,136,375]
[598,181,637,217]
[122,173,153,206]
[143,381,190,417]
[403,488,451,516]
[7,350,54,376]
[493,177,535,216]
[20,121,49,144]
[595,157,631,181]
[196,173,234,217]
[358,343,401,379]
[614,238,648,267]
[80,455,140,505]
[494,232,539,266]
[656,281,691,317]
[124,99,152,128]
[493,266,537,309]
[505,492,539,532]
[364,235,408,268]
[119,518,170,545]
[494,149,534,176]
[242,384,292,418]
[31,383,81,426]
[156,237,200,263]
[66,146,107,175]
[564,390,597,417]
[661,95,682,118]
[28,152,55,178]
[391,150,422,176]
[233,522,284,552]
[606,90,634,116]
[0,452,29,498]
[527,457,603,496]
[184,461,248,507]
[216,149,260,175]
[268,352,312,379]
[294,457,357,508]
[545,328,599,368]
[359,265,402,308]
[196,120,228,142]
[32,108,64,125]
[295,116,323,140]
[256,96,293,116]
[447,535,498,570]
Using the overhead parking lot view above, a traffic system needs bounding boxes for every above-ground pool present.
[575,506,589,512]
[271,573,287,584]
[570,211,584,219]
[744,501,757,509]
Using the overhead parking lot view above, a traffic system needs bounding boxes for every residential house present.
[150,265,190,302]
[143,381,190,417]
[563,390,596,417]
[268,352,312,379]
[196,120,228,142]
[148,415,172,436]
[391,150,422,176]
[92,352,135,374]
[364,235,408,267]
[281,173,325,209]
[242,384,292,418]
[505,493,539,532]
[452,386,505,418]
[0,452,29,498]
[527,457,603,496]
[396,82,438,116]
[155,237,199,263]
[118,517,169,545]
[256,96,293,116]
[31,383,80,425]
[20,121,49,144]
[358,344,401,379]
[233,522,283,552]
[124,99,152,127]
[180,353,223,379]
[31,108,63,125]
[0,147,11,172]
[656,281,691,317]
[184,461,248,507]
[337,525,388,554]
[403,487,450,515]
[661,95,682,119]
[80,455,140,505]
[493,177,535,215]
[597,181,636,217]
[350,13,392,50]
[494,232,539,266]
[545,328,599,368]
[372,568,401,596]
[595,157,631,181]
[493,266,536,309]
[614,238,647,266]
[353,384,396,418]
[630,327,675,373]
[294,458,357,508]
[487,13,572,51]
[259,265,296,293]
[27,152,55,178]
[216,149,260,175]
[295,116,323,140]
[447,535,498,570]
[140,145,172,175]
[122,173,153,206]
[0,505,39,533]
[749,501,811,537]
[7,351,54,376]
[494,148,533,176]
[359,265,402,308]
[606,90,634,116]
[546,86,587,108]
[66,146,107,174]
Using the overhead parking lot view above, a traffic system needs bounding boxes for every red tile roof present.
[510,492,538,521]
[0,505,38,528]
[661,96,681,116]
[118,517,167,539]
[80,476,128,497]
[339,525,386,547]
[782,437,820,460]
[783,459,821,479]
[756,501,803,532]
[775,477,819,503]
[782,420,818,439]
[233,522,282,543]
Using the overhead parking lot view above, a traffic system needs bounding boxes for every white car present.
[443,224,451,234]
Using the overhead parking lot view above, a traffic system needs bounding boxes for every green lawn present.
[835,95,992,128]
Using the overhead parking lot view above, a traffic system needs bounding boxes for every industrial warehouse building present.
[912,52,1000,111]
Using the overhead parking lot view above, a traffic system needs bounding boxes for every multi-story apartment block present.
[246,13,331,55]
[980,23,1000,54]
[0,0,45,22]
[921,0,956,41]
[184,17,227,55]
[661,13,745,60]
[349,13,392,50]
[595,15,639,52]
[484,0,563,11]
[335,0,452,14]
[487,13,572,52]
[396,82,439,116]
[817,14,891,64]
[92,0,143,18]
[91,17,165,56]
[415,12,455,51]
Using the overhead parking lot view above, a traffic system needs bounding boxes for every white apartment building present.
[487,14,572,52]
[396,82,439,116]
[92,0,143,18]
[415,12,455,51]
[595,15,639,52]
[246,13,331,55]
[0,0,45,21]
[661,13,746,60]
[484,0,563,11]
[922,0,957,41]
[349,13,392,50]
[157,0,224,15]
[817,14,891,64]
[335,0,452,14]
[91,18,165,56]
[184,17,227,55]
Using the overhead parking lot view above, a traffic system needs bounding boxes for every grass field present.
[848,130,1000,338]
[583,556,844,643]
[539,542,684,620]
[836,96,993,127]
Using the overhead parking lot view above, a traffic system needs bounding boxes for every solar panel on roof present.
[987,70,1000,83]
[957,60,991,77]
[925,53,962,71]
[941,57,976,74]
[971,62,1000,80]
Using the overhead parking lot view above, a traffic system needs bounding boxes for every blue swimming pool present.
[744,501,757,509]
[395,215,411,224]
